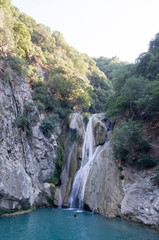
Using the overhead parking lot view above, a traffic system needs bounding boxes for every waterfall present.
[56,113,85,207]
[69,114,108,209]
[59,142,75,205]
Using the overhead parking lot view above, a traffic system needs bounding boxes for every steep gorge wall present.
[0,65,57,211]
[85,143,159,228]
[56,113,159,229]
[0,64,159,229]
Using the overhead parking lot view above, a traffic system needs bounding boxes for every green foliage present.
[48,73,91,110]
[88,71,112,112]
[26,65,44,88]
[39,114,60,137]
[34,101,45,112]
[105,64,142,118]
[31,24,55,53]
[1,1,159,181]
[152,166,159,173]
[93,56,128,80]
[13,21,32,57]
[83,112,90,125]
[48,136,64,185]
[46,186,56,205]
[0,206,33,216]
[53,103,73,119]
[111,120,157,168]
[7,56,28,76]
[14,102,38,137]
[136,154,158,169]
[120,174,124,180]
[19,13,36,35]
[26,128,33,138]
[0,0,11,7]
[24,102,35,113]
[33,85,55,111]
[0,1,114,113]
[2,1,159,128]
[135,80,159,121]
[136,33,159,81]
[154,175,159,186]
[0,209,17,216]
[149,33,159,50]
[14,114,30,130]
[105,56,159,122]
[119,166,124,172]
[48,175,58,186]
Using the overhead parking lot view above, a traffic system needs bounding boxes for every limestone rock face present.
[93,114,107,146]
[83,140,159,228]
[84,142,159,228]
[57,113,159,229]
[0,70,57,211]
[120,168,159,228]
[84,142,124,217]
[84,146,159,228]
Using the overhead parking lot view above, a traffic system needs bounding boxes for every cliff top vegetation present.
[0,0,158,170]
[0,0,114,116]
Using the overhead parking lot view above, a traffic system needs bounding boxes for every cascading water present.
[69,114,109,209]
[58,142,75,206]
[56,113,85,207]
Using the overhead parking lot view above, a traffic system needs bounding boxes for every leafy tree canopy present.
[111,120,157,169]
[93,56,128,80]
[0,1,112,114]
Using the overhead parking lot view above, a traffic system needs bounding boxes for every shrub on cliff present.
[14,114,30,130]
[39,114,60,137]
[48,135,64,185]
[111,119,157,168]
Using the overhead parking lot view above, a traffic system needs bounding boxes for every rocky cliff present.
[0,64,159,229]
[0,63,57,212]
[55,113,159,229]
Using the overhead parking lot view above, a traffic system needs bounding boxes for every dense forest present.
[0,0,159,173]
[0,0,112,116]
[93,38,159,170]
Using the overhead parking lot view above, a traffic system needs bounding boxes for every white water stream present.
[58,142,75,206]
[58,113,84,207]
[57,113,109,209]
[69,114,108,209]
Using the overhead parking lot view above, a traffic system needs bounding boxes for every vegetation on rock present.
[0,1,112,141]
[95,34,159,169]
[111,120,157,168]
[0,1,158,170]
[48,135,64,186]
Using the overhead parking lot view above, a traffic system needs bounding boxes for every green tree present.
[48,73,91,109]
[111,120,157,168]
[94,56,128,80]
[120,77,146,117]
[136,80,159,120]
[39,114,60,138]
[0,0,11,7]
[13,22,32,57]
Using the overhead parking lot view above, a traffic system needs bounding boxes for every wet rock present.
[59,113,159,229]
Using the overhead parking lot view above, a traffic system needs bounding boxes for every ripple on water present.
[0,208,159,240]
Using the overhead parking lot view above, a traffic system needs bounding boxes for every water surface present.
[0,208,159,240]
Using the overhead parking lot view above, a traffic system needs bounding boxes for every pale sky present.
[12,0,159,63]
